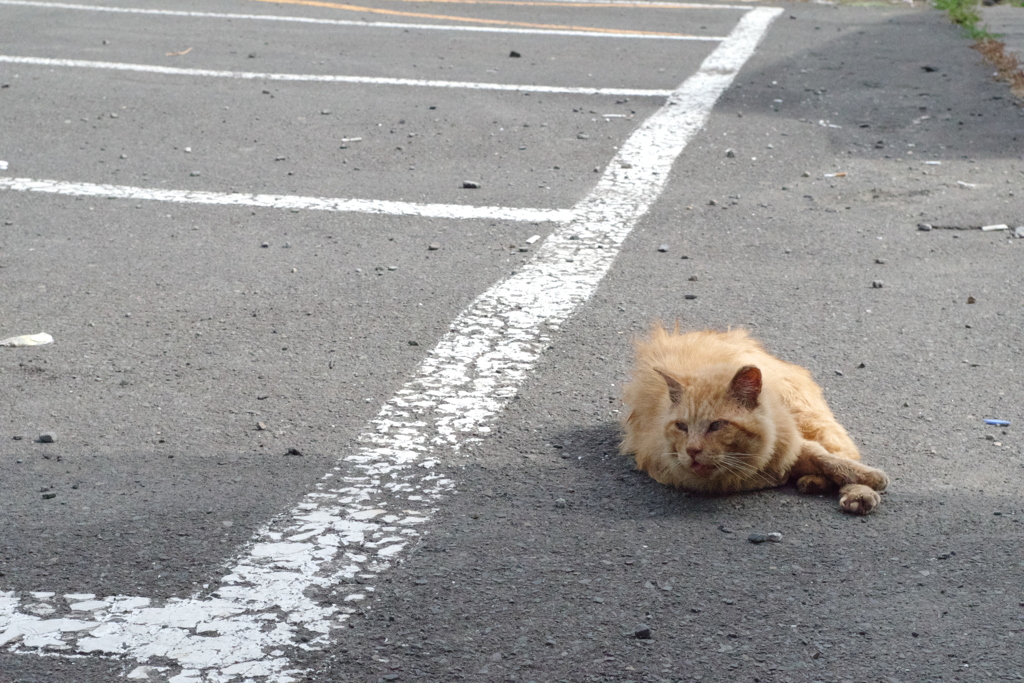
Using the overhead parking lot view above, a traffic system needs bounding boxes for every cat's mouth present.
[690,461,715,476]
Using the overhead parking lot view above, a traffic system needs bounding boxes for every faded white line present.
[0,7,783,682]
[0,56,676,96]
[0,178,575,223]
[0,0,735,39]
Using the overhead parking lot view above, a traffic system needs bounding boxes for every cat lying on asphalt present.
[620,325,889,515]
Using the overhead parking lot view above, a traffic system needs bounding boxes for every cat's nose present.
[685,446,702,460]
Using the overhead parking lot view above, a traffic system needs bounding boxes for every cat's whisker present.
[716,457,756,474]
[716,455,777,487]
[719,457,771,479]
[713,460,760,486]
[651,449,776,488]
[716,455,757,471]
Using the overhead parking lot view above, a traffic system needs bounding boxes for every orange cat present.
[620,325,889,514]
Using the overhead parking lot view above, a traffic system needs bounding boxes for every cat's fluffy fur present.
[620,325,889,515]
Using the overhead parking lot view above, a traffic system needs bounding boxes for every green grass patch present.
[934,0,997,39]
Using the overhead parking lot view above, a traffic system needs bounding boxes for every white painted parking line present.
[0,177,575,223]
[0,7,783,682]
[0,0,737,39]
[0,55,676,97]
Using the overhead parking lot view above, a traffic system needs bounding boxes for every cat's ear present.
[654,368,684,405]
[728,365,761,409]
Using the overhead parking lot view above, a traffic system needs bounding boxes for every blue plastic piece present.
[984,419,1011,427]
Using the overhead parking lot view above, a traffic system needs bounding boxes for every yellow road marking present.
[250,0,702,36]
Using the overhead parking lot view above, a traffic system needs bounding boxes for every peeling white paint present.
[0,7,782,681]
[126,665,170,680]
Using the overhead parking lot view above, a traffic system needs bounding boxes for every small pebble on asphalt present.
[428,243,440,251]
[871,280,883,289]
[748,532,782,543]
[917,223,933,231]
[38,433,55,443]
[285,448,303,456]
[657,244,669,252]
[634,624,652,639]
[462,180,481,189]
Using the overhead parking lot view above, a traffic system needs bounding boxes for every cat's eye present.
[674,421,688,432]
[707,420,728,433]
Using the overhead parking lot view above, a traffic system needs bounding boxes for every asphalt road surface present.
[1,0,1023,682]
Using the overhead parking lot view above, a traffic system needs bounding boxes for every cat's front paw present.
[859,467,889,492]
[839,484,882,515]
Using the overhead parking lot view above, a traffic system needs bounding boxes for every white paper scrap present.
[0,332,54,347]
